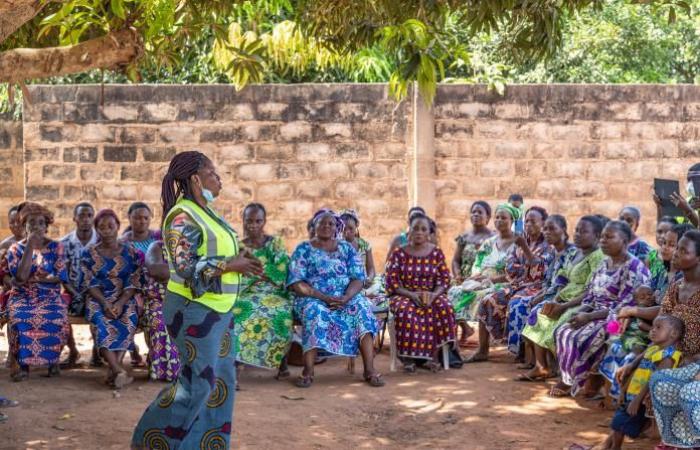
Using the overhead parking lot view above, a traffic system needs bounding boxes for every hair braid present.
[161,151,208,225]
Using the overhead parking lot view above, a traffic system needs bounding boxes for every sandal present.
[364,372,386,387]
[0,397,19,408]
[514,373,546,382]
[423,361,442,373]
[113,371,134,389]
[295,374,314,388]
[90,355,104,368]
[59,353,81,370]
[0,412,7,424]
[403,363,417,374]
[464,354,488,363]
[275,368,291,380]
[516,363,534,370]
[130,359,147,369]
[11,370,28,382]
[47,364,60,377]
[549,385,571,398]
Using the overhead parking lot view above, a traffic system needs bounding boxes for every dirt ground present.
[0,325,655,450]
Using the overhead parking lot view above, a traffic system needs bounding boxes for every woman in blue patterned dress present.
[5,202,69,381]
[288,210,383,388]
[121,201,161,368]
[121,202,162,255]
[82,209,143,389]
[509,214,576,370]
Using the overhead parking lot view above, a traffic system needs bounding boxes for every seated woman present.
[649,216,677,299]
[120,202,162,254]
[510,214,576,372]
[552,220,650,397]
[450,204,517,346]
[449,201,494,347]
[620,206,667,293]
[649,362,700,449]
[648,231,700,448]
[120,202,160,368]
[340,210,375,285]
[82,209,143,389]
[385,214,456,372]
[340,210,383,305]
[386,206,427,262]
[467,206,551,363]
[287,210,383,388]
[521,215,605,381]
[233,203,293,381]
[657,230,700,357]
[142,240,180,382]
[5,202,68,381]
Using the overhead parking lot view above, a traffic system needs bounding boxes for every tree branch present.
[0,28,143,83]
[0,0,49,43]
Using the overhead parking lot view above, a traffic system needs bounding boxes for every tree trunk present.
[0,0,48,43]
[0,29,142,83]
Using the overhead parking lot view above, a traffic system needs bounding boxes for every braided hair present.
[161,151,209,225]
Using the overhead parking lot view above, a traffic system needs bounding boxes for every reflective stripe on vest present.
[163,199,241,313]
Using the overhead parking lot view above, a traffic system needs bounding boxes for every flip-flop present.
[275,369,291,380]
[0,412,7,423]
[464,355,488,363]
[549,386,571,398]
[568,444,593,450]
[59,356,82,370]
[514,373,546,382]
[0,398,19,408]
[364,373,386,387]
[11,371,28,382]
[113,371,134,389]
[295,375,314,388]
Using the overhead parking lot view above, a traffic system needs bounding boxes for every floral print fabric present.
[233,236,294,369]
[287,240,376,356]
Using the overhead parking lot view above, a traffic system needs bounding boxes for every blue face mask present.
[202,188,216,204]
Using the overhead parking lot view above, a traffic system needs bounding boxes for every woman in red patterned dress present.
[385,214,457,372]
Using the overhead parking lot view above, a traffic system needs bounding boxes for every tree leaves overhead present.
[0,0,697,108]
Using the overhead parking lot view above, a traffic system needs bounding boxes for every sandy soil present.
[0,324,654,450]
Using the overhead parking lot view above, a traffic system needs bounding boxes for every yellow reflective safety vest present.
[163,198,241,312]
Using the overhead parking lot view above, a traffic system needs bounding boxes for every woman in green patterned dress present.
[520,215,605,380]
[449,201,494,346]
[233,203,293,383]
[448,204,517,335]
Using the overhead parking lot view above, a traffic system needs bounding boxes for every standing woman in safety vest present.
[132,151,263,450]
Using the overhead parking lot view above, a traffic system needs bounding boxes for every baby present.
[618,286,656,354]
[599,315,684,450]
[599,286,658,401]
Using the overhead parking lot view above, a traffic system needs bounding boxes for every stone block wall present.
[433,85,699,260]
[1,83,697,266]
[0,114,24,233]
[22,84,412,259]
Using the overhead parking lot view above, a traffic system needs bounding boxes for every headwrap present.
[311,208,344,239]
[496,203,521,221]
[94,208,121,229]
[19,202,54,226]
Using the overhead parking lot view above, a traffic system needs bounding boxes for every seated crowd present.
[2,163,700,449]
